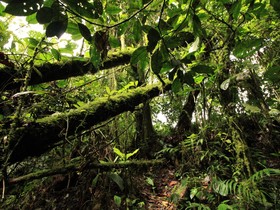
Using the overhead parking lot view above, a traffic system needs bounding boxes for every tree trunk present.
[176,90,199,135]
[134,101,156,157]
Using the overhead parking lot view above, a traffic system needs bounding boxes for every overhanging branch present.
[4,82,171,165]
[0,50,132,90]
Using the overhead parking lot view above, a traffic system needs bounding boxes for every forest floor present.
[142,165,182,210]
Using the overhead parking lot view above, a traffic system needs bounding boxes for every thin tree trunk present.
[176,90,199,135]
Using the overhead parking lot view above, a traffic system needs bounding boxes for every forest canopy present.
[0,0,280,209]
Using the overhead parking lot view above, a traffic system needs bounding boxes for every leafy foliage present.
[0,0,279,209]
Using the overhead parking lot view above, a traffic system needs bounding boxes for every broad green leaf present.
[78,23,92,42]
[133,19,142,43]
[249,3,267,19]
[167,14,180,27]
[190,187,198,199]
[57,80,68,88]
[243,103,261,113]
[117,21,129,36]
[192,14,204,37]
[51,48,61,61]
[66,21,82,40]
[191,65,214,74]
[43,0,55,7]
[230,0,242,20]
[0,3,5,16]
[26,13,38,24]
[109,173,124,191]
[172,77,182,93]
[114,195,122,207]
[60,42,78,54]
[194,75,205,84]
[125,148,139,159]
[233,39,262,59]
[160,62,173,73]
[130,46,148,66]
[146,177,154,186]
[4,0,43,16]
[105,5,122,15]
[46,20,68,38]
[91,173,100,187]
[147,27,161,52]
[264,66,280,83]
[28,38,39,47]
[220,78,231,90]
[218,203,233,210]
[36,7,53,24]
[189,37,200,52]
[151,49,163,74]
[113,147,125,159]
[105,86,111,95]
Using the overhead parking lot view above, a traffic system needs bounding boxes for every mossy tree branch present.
[0,50,132,90]
[4,82,171,165]
[8,159,164,184]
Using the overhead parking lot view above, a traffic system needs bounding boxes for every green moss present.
[36,82,168,125]
[108,47,135,58]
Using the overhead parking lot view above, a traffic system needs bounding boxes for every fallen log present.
[8,159,164,184]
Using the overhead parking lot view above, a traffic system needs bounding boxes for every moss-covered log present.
[4,82,171,165]
[8,159,164,184]
[0,50,132,90]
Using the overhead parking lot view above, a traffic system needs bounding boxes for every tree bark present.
[2,82,171,165]
[176,90,199,135]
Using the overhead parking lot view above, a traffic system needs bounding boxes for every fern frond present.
[250,168,280,182]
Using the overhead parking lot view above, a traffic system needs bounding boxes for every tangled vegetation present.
[0,0,279,209]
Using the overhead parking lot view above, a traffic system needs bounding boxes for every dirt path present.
[142,166,180,209]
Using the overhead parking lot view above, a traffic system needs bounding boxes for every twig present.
[60,0,154,29]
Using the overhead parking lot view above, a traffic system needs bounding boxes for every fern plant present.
[211,168,280,208]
